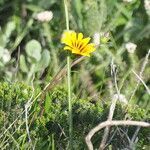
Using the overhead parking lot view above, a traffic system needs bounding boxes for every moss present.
[0,81,33,131]
[0,83,149,149]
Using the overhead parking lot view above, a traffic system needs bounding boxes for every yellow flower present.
[61,31,96,56]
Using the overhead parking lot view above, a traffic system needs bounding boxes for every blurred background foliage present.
[0,0,150,149]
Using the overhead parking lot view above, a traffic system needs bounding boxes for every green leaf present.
[25,39,42,62]
[35,49,50,71]
[39,49,50,68]
[19,55,28,72]
[5,21,16,40]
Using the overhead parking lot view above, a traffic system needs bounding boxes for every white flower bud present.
[125,42,137,53]
[36,11,53,22]
[93,32,100,46]
[113,94,128,105]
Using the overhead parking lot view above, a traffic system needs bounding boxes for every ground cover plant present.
[0,0,150,149]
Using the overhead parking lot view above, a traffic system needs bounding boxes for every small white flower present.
[93,32,100,46]
[36,11,53,22]
[113,94,128,105]
[125,42,137,53]
[2,49,11,63]
[144,0,150,15]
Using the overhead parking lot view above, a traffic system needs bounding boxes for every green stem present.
[64,0,69,31]
[67,55,73,148]
[64,0,73,148]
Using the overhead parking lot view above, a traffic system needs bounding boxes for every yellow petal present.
[74,33,83,47]
[72,47,80,54]
[82,43,95,53]
[78,33,83,41]
[61,30,74,46]
[78,37,91,50]
[70,32,77,47]
[71,48,90,57]
[64,46,72,51]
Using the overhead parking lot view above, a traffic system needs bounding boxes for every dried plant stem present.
[99,98,117,149]
[129,126,141,149]
[42,56,85,95]
[25,76,35,150]
[99,60,120,149]
[129,49,150,101]
[85,120,150,150]
[132,70,150,94]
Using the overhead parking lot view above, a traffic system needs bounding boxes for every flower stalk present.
[64,0,73,148]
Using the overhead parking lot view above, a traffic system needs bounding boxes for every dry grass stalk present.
[99,60,120,149]
[25,76,35,149]
[129,49,150,101]
[85,120,150,150]
[132,70,150,94]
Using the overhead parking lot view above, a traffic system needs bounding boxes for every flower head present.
[125,42,137,53]
[93,32,100,46]
[113,94,128,105]
[36,11,53,22]
[61,31,96,56]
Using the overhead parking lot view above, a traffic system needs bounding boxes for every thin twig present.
[129,126,141,149]
[104,128,118,148]
[124,50,150,148]
[131,126,141,143]
[132,70,150,94]
[42,56,85,95]
[99,60,120,149]
[116,127,131,147]
[85,120,150,150]
[2,127,20,150]
[129,49,150,101]
[25,75,35,149]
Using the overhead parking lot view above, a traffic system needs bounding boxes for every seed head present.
[36,11,53,22]
[125,42,137,53]
[93,32,100,46]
